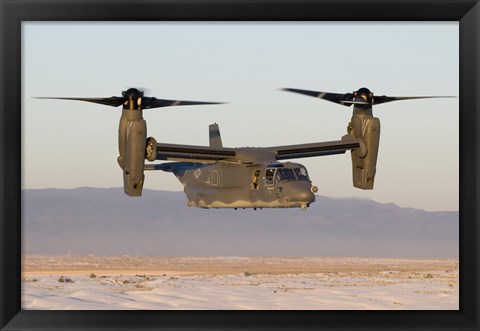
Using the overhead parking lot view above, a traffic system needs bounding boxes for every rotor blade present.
[281,88,354,107]
[34,96,127,107]
[373,95,457,105]
[141,97,224,109]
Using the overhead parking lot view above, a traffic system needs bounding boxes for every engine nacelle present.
[348,110,381,190]
[117,105,149,197]
[122,119,147,196]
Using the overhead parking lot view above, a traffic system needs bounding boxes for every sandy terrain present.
[22,255,459,310]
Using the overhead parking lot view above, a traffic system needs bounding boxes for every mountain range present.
[22,188,458,258]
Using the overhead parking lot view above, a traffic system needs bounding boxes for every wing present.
[154,136,359,163]
[268,135,360,160]
[155,143,236,163]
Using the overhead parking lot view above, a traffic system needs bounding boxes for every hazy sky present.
[22,22,459,211]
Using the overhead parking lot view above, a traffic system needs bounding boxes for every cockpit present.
[264,165,310,185]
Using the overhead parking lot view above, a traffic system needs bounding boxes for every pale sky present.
[22,22,459,211]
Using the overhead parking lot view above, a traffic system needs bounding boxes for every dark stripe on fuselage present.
[156,153,231,161]
[156,145,235,156]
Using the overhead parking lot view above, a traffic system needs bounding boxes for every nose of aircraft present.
[282,181,315,205]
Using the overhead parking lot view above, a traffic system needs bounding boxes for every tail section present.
[209,123,223,147]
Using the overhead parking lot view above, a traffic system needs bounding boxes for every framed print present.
[1,0,479,330]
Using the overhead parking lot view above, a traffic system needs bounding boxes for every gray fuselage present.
[174,151,316,209]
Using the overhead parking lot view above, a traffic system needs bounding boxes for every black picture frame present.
[1,0,478,330]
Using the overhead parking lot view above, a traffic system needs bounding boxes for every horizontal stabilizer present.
[144,162,209,176]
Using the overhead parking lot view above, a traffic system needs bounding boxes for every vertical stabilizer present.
[209,123,223,147]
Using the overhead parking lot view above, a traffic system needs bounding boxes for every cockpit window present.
[274,168,296,184]
[294,167,309,180]
[266,167,307,185]
[265,168,276,185]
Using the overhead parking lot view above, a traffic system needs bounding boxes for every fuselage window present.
[252,169,261,189]
[274,168,296,184]
[294,167,310,181]
[212,170,218,186]
[265,168,276,185]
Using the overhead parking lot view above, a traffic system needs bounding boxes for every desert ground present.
[22,255,459,310]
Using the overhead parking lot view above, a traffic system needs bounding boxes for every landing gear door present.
[211,170,219,186]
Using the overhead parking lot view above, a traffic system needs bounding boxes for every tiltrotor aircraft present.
[37,87,452,210]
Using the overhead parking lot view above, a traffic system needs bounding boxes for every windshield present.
[294,167,310,180]
[265,167,309,185]
[274,168,296,184]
